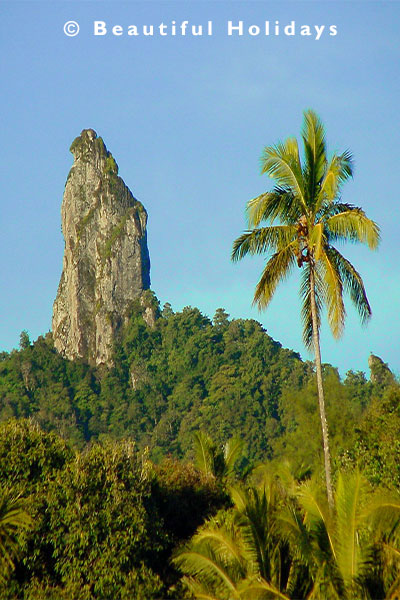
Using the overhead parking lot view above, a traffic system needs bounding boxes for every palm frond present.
[179,576,222,600]
[253,244,296,310]
[309,223,325,261]
[278,503,314,569]
[223,437,244,477]
[239,576,291,600]
[191,523,249,575]
[175,547,241,598]
[318,151,353,207]
[246,187,301,228]
[0,489,32,583]
[316,201,358,221]
[230,485,277,582]
[193,431,216,478]
[302,109,326,210]
[320,248,345,339]
[326,209,380,249]
[365,492,400,538]
[334,470,367,587]
[327,247,371,324]
[296,478,338,577]
[174,512,250,599]
[261,139,307,212]
[232,226,296,262]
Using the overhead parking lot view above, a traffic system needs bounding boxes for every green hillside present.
[1,291,397,484]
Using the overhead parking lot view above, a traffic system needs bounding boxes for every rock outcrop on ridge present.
[52,129,150,366]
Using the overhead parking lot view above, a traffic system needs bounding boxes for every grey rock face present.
[52,129,150,366]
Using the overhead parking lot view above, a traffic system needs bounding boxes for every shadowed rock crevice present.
[52,129,150,366]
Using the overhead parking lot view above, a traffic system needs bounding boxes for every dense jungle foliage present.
[0,293,399,597]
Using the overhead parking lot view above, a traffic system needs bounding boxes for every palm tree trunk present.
[309,266,334,511]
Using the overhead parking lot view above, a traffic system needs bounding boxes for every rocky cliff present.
[52,129,150,366]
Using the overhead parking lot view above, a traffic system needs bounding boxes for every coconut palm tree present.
[232,110,380,509]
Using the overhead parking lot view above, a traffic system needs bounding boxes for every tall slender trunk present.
[309,266,334,511]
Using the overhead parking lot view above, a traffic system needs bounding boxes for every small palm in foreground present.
[286,470,400,598]
[174,473,294,599]
[174,469,400,599]
[193,431,244,483]
[232,110,379,508]
[0,488,32,584]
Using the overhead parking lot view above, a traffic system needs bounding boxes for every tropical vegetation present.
[174,467,400,599]
[0,112,397,599]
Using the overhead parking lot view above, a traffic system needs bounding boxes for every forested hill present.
[0,290,398,484]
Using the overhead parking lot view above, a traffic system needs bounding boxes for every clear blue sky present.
[0,0,399,377]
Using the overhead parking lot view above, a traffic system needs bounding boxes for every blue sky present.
[0,0,399,377]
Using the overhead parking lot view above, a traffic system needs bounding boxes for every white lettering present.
[228,21,243,36]
[94,21,107,35]
[315,25,325,40]
[249,25,260,36]
[330,25,337,36]
[284,21,295,36]
[112,25,123,36]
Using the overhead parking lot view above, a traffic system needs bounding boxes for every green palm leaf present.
[261,139,307,212]
[246,188,301,227]
[223,437,244,478]
[175,547,241,599]
[318,151,353,206]
[194,431,216,477]
[231,226,296,262]
[253,245,296,310]
[327,246,371,324]
[326,208,380,249]
[334,471,366,587]
[0,489,32,583]
[302,109,326,210]
[320,248,346,339]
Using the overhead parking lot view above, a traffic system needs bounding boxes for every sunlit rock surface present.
[52,129,150,366]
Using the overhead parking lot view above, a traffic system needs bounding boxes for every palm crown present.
[232,110,380,348]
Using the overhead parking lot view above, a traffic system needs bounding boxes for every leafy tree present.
[19,331,31,351]
[40,442,166,599]
[349,385,400,489]
[232,109,379,508]
[213,308,230,331]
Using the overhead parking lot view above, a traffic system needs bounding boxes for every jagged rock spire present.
[52,129,150,366]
